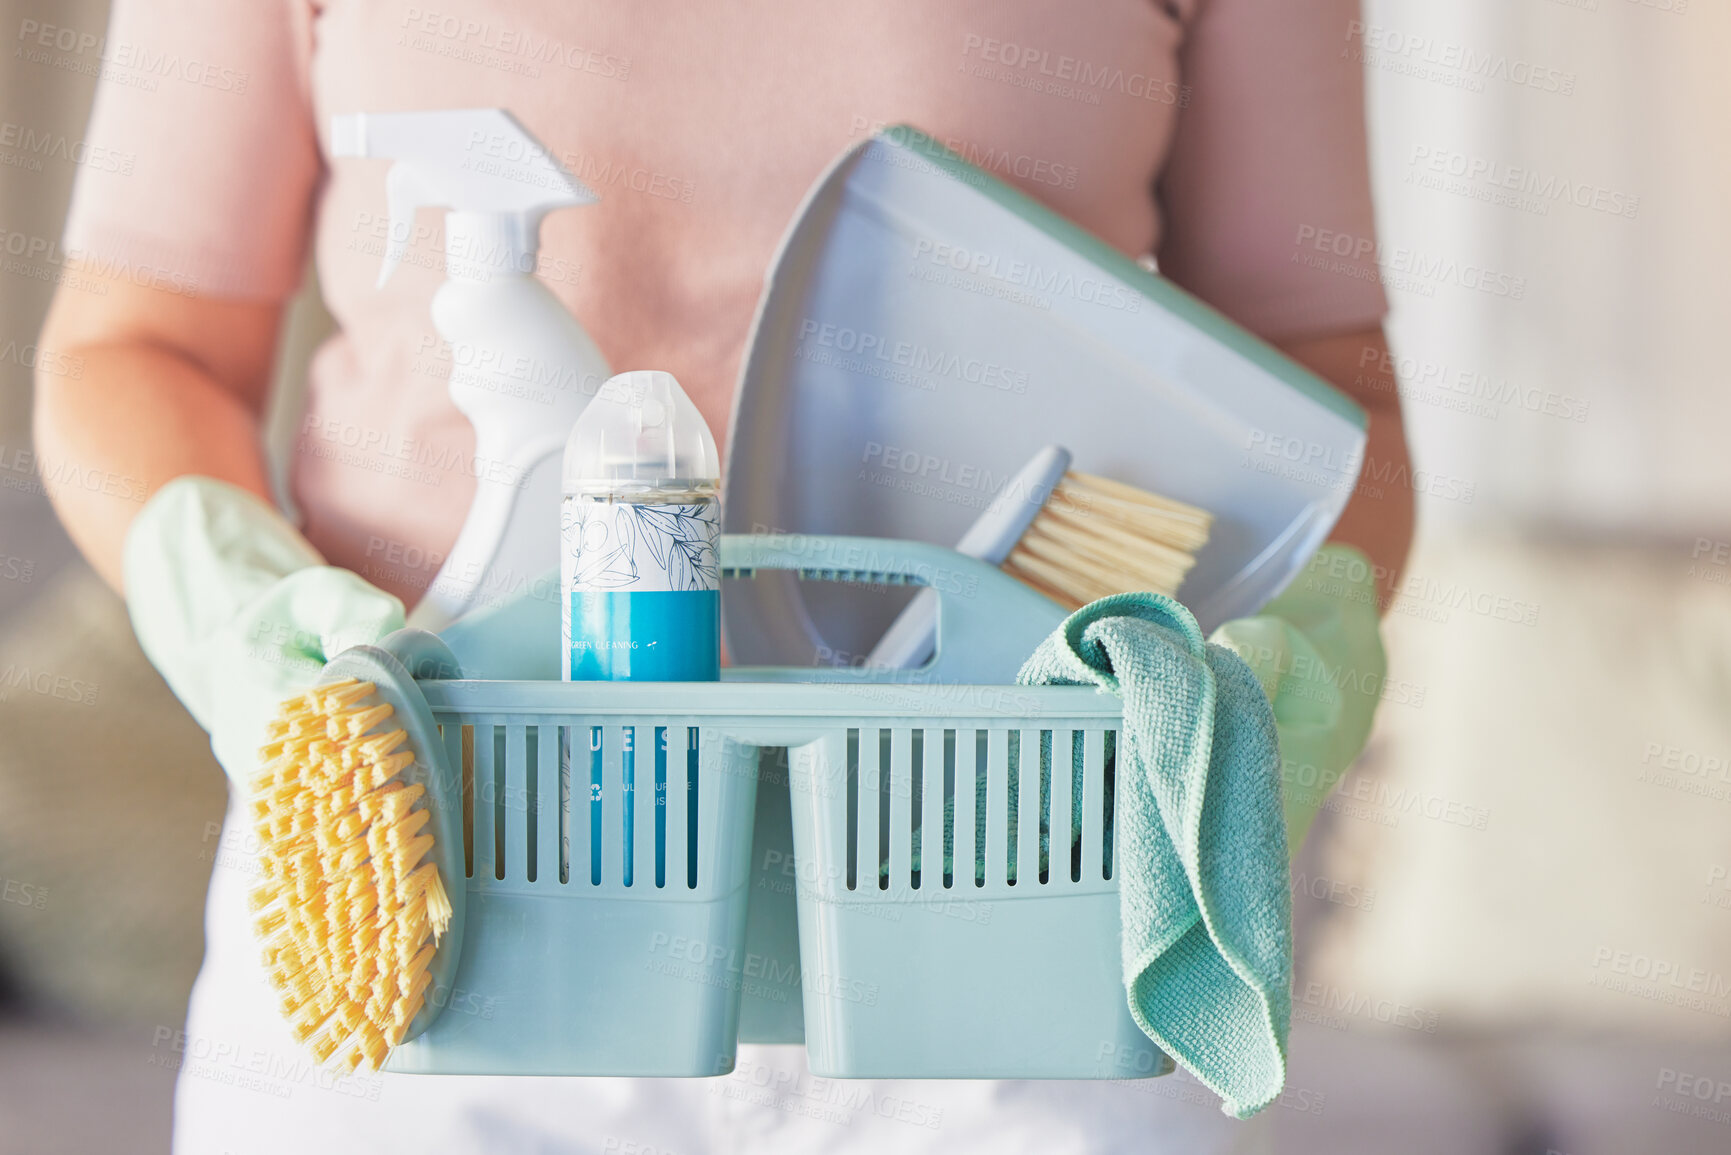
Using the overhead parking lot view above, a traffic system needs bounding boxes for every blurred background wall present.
[1285,1,1731,1150]
[0,0,326,1148]
[0,0,1727,1152]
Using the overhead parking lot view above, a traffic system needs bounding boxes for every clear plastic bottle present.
[559,370,721,682]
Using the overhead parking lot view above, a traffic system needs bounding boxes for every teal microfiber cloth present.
[1017,592,1292,1118]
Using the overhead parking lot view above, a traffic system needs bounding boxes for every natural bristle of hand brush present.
[1000,471,1214,611]
[249,677,452,1070]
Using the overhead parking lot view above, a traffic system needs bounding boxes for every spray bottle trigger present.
[379,163,444,288]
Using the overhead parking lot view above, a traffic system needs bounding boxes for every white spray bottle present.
[331,108,612,631]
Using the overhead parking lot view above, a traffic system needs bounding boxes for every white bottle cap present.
[444,211,538,282]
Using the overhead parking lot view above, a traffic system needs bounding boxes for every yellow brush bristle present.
[1001,471,1214,611]
[248,677,452,1071]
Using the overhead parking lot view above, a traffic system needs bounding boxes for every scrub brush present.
[868,445,1212,668]
[247,634,466,1069]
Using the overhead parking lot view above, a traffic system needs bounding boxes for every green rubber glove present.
[123,477,405,780]
[1209,544,1386,860]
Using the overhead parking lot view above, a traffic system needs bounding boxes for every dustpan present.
[720,125,1367,668]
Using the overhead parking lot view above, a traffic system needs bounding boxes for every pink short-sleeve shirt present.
[63,0,1385,605]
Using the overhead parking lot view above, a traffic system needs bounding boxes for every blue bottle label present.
[561,499,719,681]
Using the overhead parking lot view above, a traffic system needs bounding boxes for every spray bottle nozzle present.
[330,108,598,287]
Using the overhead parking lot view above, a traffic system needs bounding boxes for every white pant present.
[171,805,1269,1155]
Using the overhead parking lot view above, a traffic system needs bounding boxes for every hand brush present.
[867,445,1212,669]
[246,631,466,1069]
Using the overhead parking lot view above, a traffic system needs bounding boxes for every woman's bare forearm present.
[33,276,285,592]
[1277,326,1413,605]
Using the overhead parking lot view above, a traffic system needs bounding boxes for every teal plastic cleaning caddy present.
[334,534,1166,1080]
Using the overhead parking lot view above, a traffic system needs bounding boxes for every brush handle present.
[866,445,1071,670]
